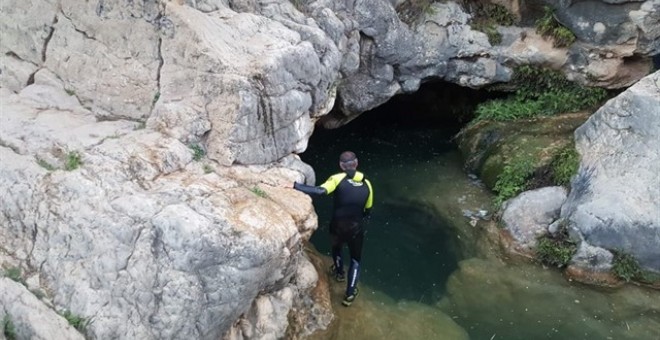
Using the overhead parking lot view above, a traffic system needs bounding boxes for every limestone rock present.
[501,186,568,250]
[562,71,660,272]
[0,84,326,339]
[0,278,84,340]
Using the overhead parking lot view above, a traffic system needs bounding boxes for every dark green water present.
[301,85,660,340]
[303,117,461,303]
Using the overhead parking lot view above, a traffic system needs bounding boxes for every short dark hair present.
[339,151,357,170]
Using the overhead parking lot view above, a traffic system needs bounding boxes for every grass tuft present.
[60,310,88,332]
[37,158,56,171]
[535,224,577,268]
[64,151,82,171]
[611,250,643,282]
[551,145,580,186]
[250,186,269,198]
[493,155,535,206]
[189,144,205,162]
[535,6,576,47]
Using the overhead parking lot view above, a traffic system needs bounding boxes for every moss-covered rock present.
[457,111,589,194]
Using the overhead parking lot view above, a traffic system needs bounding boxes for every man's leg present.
[343,228,364,306]
[330,233,345,282]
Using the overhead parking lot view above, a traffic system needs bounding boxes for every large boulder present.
[0,84,326,339]
[561,71,660,273]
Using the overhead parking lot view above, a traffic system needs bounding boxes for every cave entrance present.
[300,81,495,303]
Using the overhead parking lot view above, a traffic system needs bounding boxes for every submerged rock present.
[441,258,660,339]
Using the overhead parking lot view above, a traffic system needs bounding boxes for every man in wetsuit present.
[292,151,373,306]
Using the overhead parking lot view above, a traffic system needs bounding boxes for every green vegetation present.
[250,186,269,198]
[134,121,146,130]
[551,144,580,186]
[60,310,88,332]
[36,158,56,171]
[535,6,576,47]
[472,21,502,45]
[468,3,516,45]
[474,65,608,122]
[189,144,205,161]
[612,250,643,282]
[152,92,160,106]
[395,0,436,25]
[30,288,46,300]
[535,224,577,268]
[4,267,23,284]
[493,155,535,206]
[3,314,16,340]
[65,88,76,96]
[64,151,82,171]
[203,164,214,174]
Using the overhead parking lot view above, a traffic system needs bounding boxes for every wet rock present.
[0,278,84,340]
[457,112,589,189]
[501,186,568,250]
[562,71,660,273]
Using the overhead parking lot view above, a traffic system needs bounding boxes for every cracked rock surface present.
[562,71,660,273]
[1,0,659,338]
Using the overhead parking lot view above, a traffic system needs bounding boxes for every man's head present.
[339,151,358,171]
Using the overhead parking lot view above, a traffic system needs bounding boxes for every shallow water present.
[301,102,660,340]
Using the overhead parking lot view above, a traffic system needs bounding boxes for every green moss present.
[535,6,576,48]
[64,151,82,171]
[189,144,205,162]
[3,315,16,340]
[468,3,515,45]
[36,158,56,171]
[250,186,269,198]
[551,145,579,186]
[203,164,214,174]
[396,0,436,25]
[4,267,24,284]
[535,224,577,268]
[611,250,643,282]
[60,310,88,332]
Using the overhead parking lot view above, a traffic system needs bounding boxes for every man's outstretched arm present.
[293,182,327,195]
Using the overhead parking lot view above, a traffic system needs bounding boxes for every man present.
[292,151,373,306]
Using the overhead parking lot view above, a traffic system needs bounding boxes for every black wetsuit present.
[293,170,373,296]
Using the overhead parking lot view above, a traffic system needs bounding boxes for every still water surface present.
[300,105,659,340]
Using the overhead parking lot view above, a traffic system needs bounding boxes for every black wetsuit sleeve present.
[293,182,327,196]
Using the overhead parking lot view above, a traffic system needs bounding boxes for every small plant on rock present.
[64,151,82,171]
[61,310,88,332]
[611,250,643,282]
[189,144,205,161]
[4,267,24,285]
[535,224,577,268]
[250,186,269,198]
[3,314,16,340]
[535,6,576,47]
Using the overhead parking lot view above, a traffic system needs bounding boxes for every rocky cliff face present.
[1,0,658,338]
